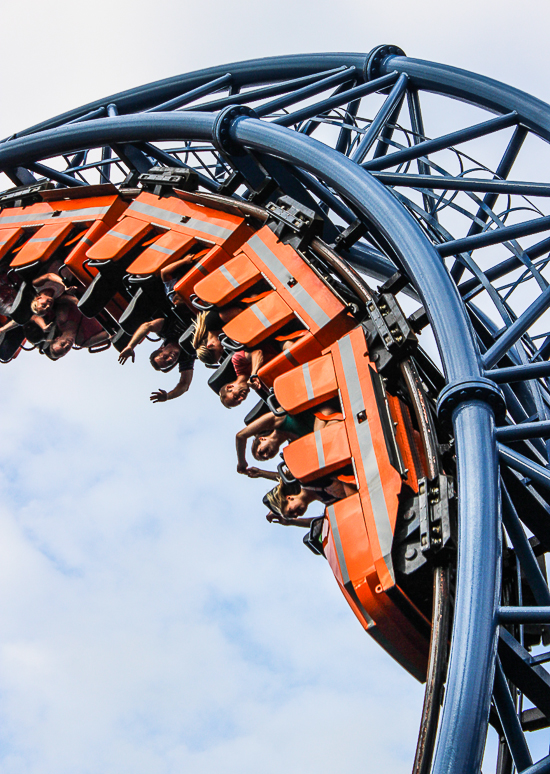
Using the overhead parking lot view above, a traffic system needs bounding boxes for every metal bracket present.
[437,377,506,427]
[212,104,257,157]
[418,474,455,556]
[265,195,323,249]
[361,290,417,373]
[138,165,198,196]
[365,44,406,84]
[333,219,367,250]
[0,180,54,209]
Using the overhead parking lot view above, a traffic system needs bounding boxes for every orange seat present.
[173,245,233,305]
[330,326,414,593]
[63,221,128,320]
[283,420,351,482]
[126,231,197,275]
[85,217,153,262]
[323,494,429,681]
[273,353,339,414]
[193,252,263,306]
[243,226,356,346]
[0,227,24,262]
[221,291,294,347]
[256,332,324,387]
[10,221,73,268]
[125,191,253,253]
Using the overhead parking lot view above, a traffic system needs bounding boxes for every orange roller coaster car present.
[0,178,454,684]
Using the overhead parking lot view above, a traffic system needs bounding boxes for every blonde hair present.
[192,311,217,364]
[265,480,285,517]
[192,312,207,350]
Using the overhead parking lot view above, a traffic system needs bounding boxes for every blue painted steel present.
[184,66,352,113]
[350,72,408,163]
[434,401,499,774]
[523,755,550,774]
[451,125,528,283]
[11,54,372,138]
[486,361,550,384]
[363,112,518,172]
[501,487,550,607]
[8,48,550,773]
[499,607,550,623]
[483,285,550,368]
[255,66,355,118]
[67,106,106,125]
[273,71,399,127]
[380,54,550,142]
[373,172,550,197]
[227,115,501,774]
[437,213,550,260]
[146,73,232,113]
[27,161,86,187]
[496,421,550,441]
[498,444,550,490]
[493,658,533,772]
[0,107,500,774]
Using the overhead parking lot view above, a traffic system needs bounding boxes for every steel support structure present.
[3,47,550,774]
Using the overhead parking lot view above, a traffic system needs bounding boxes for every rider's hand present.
[150,389,168,403]
[245,467,262,478]
[248,375,261,391]
[118,347,135,365]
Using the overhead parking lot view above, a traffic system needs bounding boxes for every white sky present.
[0,2,549,773]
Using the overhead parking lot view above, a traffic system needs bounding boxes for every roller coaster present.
[2,46,550,774]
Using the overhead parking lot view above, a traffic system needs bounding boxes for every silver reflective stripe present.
[82,237,94,246]
[337,335,394,580]
[250,303,271,330]
[128,200,233,239]
[27,236,58,243]
[248,233,330,328]
[195,263,208,275]
[0,205,109,225]
[108,230,134,241]
[187,217,232,240]
[150,243,175,255]
[326,504,374,627]
[57,206,110,220]
[302,361,314,401]
[219,264,240,288]
[314,429,326,469]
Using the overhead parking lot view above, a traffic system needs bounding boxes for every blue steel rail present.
[2,47,550,774]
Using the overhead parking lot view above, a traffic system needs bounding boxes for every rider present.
[118,317,195,403]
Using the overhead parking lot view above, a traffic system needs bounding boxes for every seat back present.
[207,354,237,394]
[221,291,294,347]
[126,230,197,276]
[193,253,263,307]
[240,226,356,347]
[256,332,323,387]
[283,421,352,482]
[273,353,339,414]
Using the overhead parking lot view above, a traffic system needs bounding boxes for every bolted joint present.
[212,105,257,157]
[365,44,406,83]
[437,377,506,427]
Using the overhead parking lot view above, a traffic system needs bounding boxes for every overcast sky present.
[0,2,549,773]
